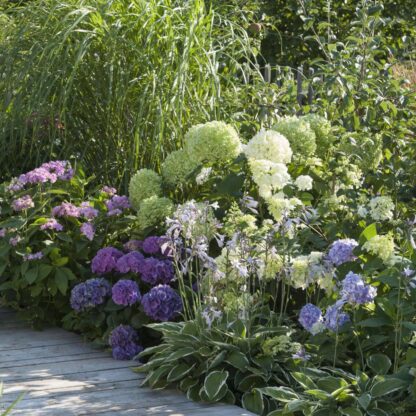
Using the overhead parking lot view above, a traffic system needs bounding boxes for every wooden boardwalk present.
[0,308,253,416]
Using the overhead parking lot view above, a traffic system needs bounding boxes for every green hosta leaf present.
[167,347,195,361]
[304,389,332,400]
[25,266,39,284]
[367,354,391,375]
[367,410,389,416]
[147,365,172,388]
[242,389,264,414]
[187,384,201,402]
[370,378,407,398]
[203,371,229,401]
[261,386,299,402]
[179,377,198,392]
[167,363,195,382]
[317,376,349,393]
[200,383,228,402]
[357,393,371,410]
[225,351,249,372]
[286,399,310,412]
[208,350,227,369]
[292,372,317,389]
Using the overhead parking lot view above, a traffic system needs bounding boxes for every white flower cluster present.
[357,196,394,221]
[245,129,311,222]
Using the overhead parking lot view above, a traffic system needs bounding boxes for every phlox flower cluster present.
[109,325,143,360]
[70,278,111,311]
[16,160,74,187]
[80,222,95,241]
[40,218,63,232]
[79,202,99,220]
[101,186,117,196]
[52,202,80,218]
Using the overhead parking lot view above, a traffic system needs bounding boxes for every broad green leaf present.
[54,268,69,295]
[38,264,53,281]
[25,267,39,284]
[167,363,195,382]
[341,408,362,416]
[203,371,229,401]
[304,389,332,400]
[360,223,377,242]
[242,390,264,414]
[317,376,348,393]
[260,386,299,402]
[357,393,371,410]
[292,372,317,389]
[370,378,407,398]
[225,351,249,372]
[367,354,391,375]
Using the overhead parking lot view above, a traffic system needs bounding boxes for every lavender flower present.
[112,280,141,306]
[298,303,324,335]
[12,195,34,212]
[109,325,143,360]
[101,186,117,196]
[6,178,24,192]
[106,195,131,216]
[324,300,350,331]
[52,202,80,218]
[79,202,99,219]
[23,251,44,261]
[327,239,358,266]
[340,271,377,305]
[123,240,143,252]
[116,252,145,274]
[9,236,21,246]
[142,285,182,321]
[142,236,163,254]
[80,222,95,241]
[40,218,64,232]
[70,278,111,311]
[91,247,124,274]
[138,258,174,285]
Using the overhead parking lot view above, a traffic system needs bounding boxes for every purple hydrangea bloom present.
[80,222,95,241]
[42,161,74,180]
[142,285,182,321]
[0,229,6,238]
[19,167,57,185]
[52,202,80,218]
[23,251,44,261]
[138,258,174,285]
[91,247,124,274]
[299,303,324,335]
[116,252,145,274]
[12,195,34,212]
[142,236,162,254]
[324,300,350,331]
[340,271,377,305]
[109,325,143,360]
[79,202,99,220]
[327,239,358,266]
[112,279,141,306]
[106,195,131,216]
[40,218,64,232]
[70,278,111,311]
[123,240,143,252]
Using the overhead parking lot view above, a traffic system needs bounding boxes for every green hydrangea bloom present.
[129,169,162,211]
[302,114,333,157]
[184,121,241,165]
[161,149,199,187]
[273,116,316,158]
[137,196,174,230]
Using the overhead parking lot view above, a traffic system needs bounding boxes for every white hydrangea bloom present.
[249,159,291,198]
[266,193,292,222]
[195,167,212,185]
[295,175,313,191]
[357,205,368,218]
[245,130,292,164]
[369,196,394,221]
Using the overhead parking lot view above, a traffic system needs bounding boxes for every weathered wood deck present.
[0,308,254,415]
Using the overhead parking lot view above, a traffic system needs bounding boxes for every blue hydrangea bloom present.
[70,278,111,311]
[91,247,124,274]
[142,284,182,321]
[340,271,377,304]
[109,325,143,360]
[112,279,141,306]
[138,258,174,285]
[298,303,324,335]
[324,300,350,331]
[116,251,145,274]
[327,239,358,266]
